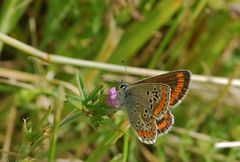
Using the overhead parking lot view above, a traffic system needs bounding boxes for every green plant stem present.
[0,33,239,88]
[122,129,129,162]
[48,87,64,162]
[0,67,78,95]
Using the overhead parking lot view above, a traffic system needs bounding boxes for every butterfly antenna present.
[122,60,128,82]
[101,76,120,85]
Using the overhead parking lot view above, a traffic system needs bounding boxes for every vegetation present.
[0,0,240,161]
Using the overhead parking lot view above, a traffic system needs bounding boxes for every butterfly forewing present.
[134,70,191,107]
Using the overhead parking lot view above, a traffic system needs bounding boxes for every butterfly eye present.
[119,83,127,89]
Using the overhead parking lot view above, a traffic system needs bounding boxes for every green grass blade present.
[59,109,83,128]
[148,9,184,68]
[48,87,64,162]
[122,129,129,162]
[0,0,30,53]
[76,71,86,100]
[83,85,103,104]
[108,0,182,64]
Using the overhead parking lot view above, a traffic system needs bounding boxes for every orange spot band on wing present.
[170,72,185,105]
[137,131,144,137]
[153,86,166,117]
[157,120,168,130]
[176,72,184,77]
[178,78,184,82]
[156,112,172,133]
[137,130,154,138]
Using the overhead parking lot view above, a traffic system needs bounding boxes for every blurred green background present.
[1,0,240,162]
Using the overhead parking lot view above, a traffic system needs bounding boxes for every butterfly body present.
[117,70,191,144]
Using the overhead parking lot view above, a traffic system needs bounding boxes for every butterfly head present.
[119,80,128,91]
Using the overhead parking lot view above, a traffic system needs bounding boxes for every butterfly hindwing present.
[156,110,174,136]
[123,95,157,144]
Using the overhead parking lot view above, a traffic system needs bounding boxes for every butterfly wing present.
[124,96,158,144]
[122,83,171,144]
[156,110,174,136]
[134,70,191,107]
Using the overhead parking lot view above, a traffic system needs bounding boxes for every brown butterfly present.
[117,70,191,144]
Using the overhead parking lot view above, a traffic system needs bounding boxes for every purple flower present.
[106,87,119,108]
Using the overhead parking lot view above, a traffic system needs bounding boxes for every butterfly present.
[116,70,191,144]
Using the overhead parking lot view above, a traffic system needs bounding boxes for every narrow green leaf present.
[83,85,103,104]
[148,9,184,68]
[76,71,86,100]
[108,0,181,63]
[122,129,129,162]
[0,0,30,53]
[59,109,83,128]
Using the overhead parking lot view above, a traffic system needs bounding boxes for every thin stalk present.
[1,106,16,162]
[48,87,64,162]
[122,130,129,162]
[0,33,240,88]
